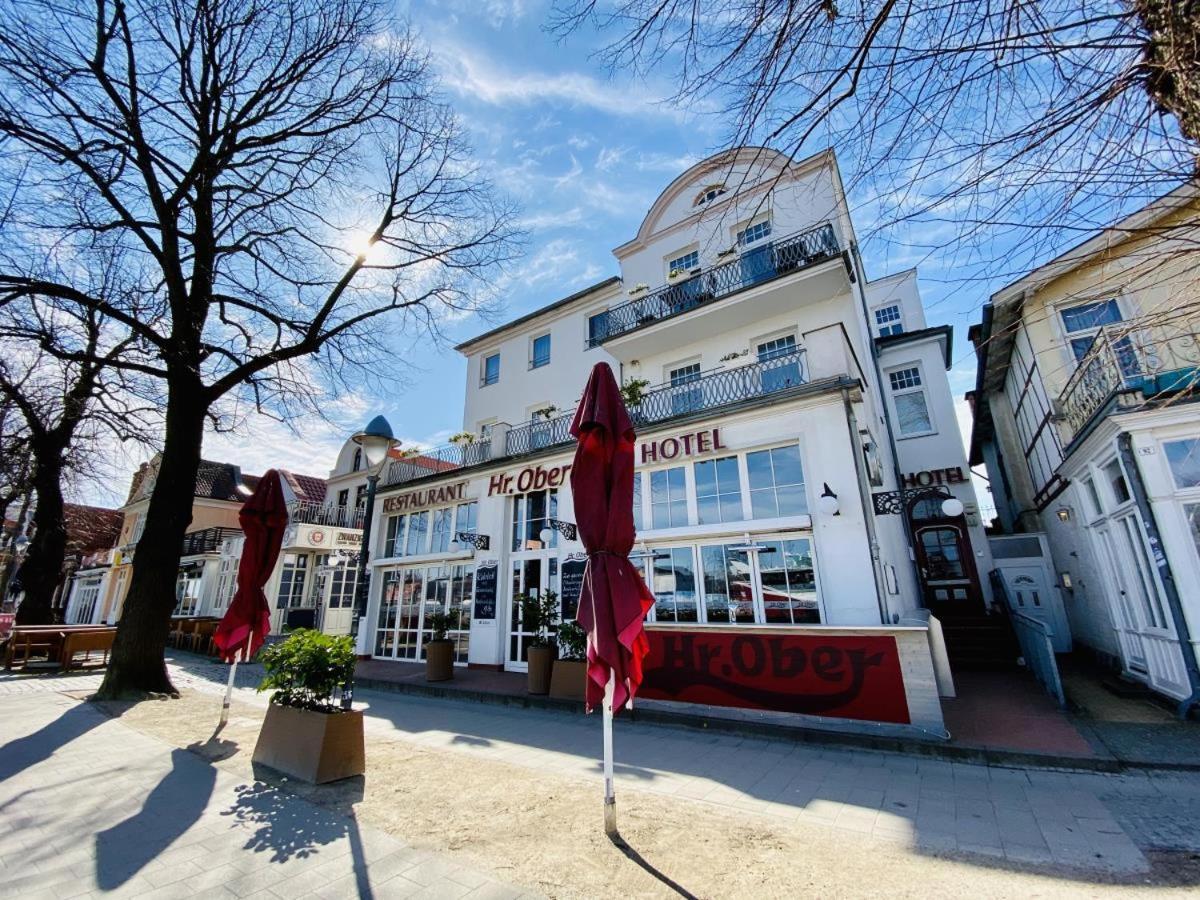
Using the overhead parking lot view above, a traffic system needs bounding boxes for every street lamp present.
[344,414,398,709]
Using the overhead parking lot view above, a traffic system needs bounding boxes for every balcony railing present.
[381,438,492,488]
[592,223,841,344]
[504,349,809,456]
[181,526,241,556]
[1057,320,1200,443]
[287,500,364,529]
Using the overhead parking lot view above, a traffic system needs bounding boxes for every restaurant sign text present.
[381,482,467,513]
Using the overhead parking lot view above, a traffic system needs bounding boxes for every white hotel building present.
[357,148,991,726]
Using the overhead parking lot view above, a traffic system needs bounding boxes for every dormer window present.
[874,304,904,337]
[695,185,727,206]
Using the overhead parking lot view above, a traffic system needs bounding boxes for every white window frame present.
[735,216,772,248]
[873,303,904,337]
[1053,294,1132,371]
[529,333,551,369]
[887,362,937,438]
[666,247,700,278]
[481,352,500,386]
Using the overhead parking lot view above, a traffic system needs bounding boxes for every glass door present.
[699,543,757,623]
[507,555,558,669]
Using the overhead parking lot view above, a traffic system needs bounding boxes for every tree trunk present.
[95,386,206,698]
[13,449,67,625]
[0,490,32,606]
[1136,0,1200,146]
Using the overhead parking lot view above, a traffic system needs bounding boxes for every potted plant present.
[534,405,559,421]
[423,611,455,682]
[252,629,364,784]
[448,432,475,445]
[627,282,649,296]
[550,619,587,702]
[620,378,650,408]
[520,590,560,695]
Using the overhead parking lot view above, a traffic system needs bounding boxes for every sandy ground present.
[87,689,1200,899]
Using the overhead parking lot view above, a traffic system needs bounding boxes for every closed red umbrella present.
[569,361,654,835]
[213,470,287,723]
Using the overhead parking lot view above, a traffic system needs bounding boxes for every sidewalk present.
[0,687,534,900]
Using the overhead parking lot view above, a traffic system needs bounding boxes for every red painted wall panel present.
[639,628,912,725]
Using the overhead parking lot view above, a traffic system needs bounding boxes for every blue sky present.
[92,0,1145,508]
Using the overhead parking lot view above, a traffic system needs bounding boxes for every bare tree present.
[552,1,1200,276]
[0,0,517,697]
[0,305,153,625]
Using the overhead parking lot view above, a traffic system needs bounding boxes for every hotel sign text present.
[902,467,966,488]
[640,428,726,465]
[381,482,467,513]
[488,463,572,496]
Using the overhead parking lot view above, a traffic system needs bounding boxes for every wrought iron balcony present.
[381,438,492,488]
[286,500,364,530]
[591,223,841,344]
[1057,320,1200,444]
[181,526,241,556]
[503,349,808,456]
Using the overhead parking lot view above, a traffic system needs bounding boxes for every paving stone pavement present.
[6,660,1199,885]
[0,687,536,900]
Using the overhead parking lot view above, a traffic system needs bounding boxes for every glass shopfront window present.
[276,553,308,609]
[511,489,558,551]
[405,510,430,556]
[757,538,819,624]
[644,547,698,622]
[455,500,478,535]
[650,467,688,529]
[374,564,474,663]
[747,445,807,518]
[640,533,822,626]
[385,514,406,557]
[430,507,454,554]
[174,567,204,616]
[695,456,742,524]
[700,544,756,624]
[632,472,643,533]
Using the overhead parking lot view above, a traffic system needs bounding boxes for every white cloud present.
[432,40,688,122]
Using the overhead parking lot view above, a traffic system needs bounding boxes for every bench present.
[3,625,106,670]
[60,628,117,671]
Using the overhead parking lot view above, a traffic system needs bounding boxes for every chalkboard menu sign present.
[474,561,498,621]
[560,555,587,621]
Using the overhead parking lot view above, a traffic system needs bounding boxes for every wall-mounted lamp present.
[451,531,490,551]
[1055,507,1071,522]
[539,518,578,544]
[818,483,840,516]
[941,497,965,518]
[1060,571,1074,590]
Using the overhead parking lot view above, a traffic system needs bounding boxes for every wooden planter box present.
[424,640,454,682]
[252,704,365,784]
[549,659,586,702]
[527,645,555,695]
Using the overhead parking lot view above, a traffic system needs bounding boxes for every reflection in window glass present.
[700,544,755,624]
[747,445,807,518]
[757,539,819,624]
[632,473,642,532]
[405,510,429,556]
[1104,459,1131,505]
[920,528,966,580]
[385,515,406,557]
[1165,439,1200,489]
[1185,504,1200,572]
[650,467,688,528]
[695,455,743,524]
[430,507,453,553]
[455,501,478,535]
[647,547,699,622]
[511,490,558,551]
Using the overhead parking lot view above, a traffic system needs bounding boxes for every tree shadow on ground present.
[227,770,373,899]
[0,702,108,783]
[94,735,234,889]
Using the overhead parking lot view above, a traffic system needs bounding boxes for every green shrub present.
[557,620,587,661]
[257,629,356,713]
[425,611,455,643]
[518,590,560,648]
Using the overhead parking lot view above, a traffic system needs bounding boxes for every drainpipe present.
[844,389,890,624]
[1118,433,1200,719]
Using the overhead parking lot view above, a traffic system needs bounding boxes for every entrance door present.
[506,555,558,670]
[1096,522,1149,673]
[998,566,1072,652]
[321,559,358,636]
[913,522,985,617]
